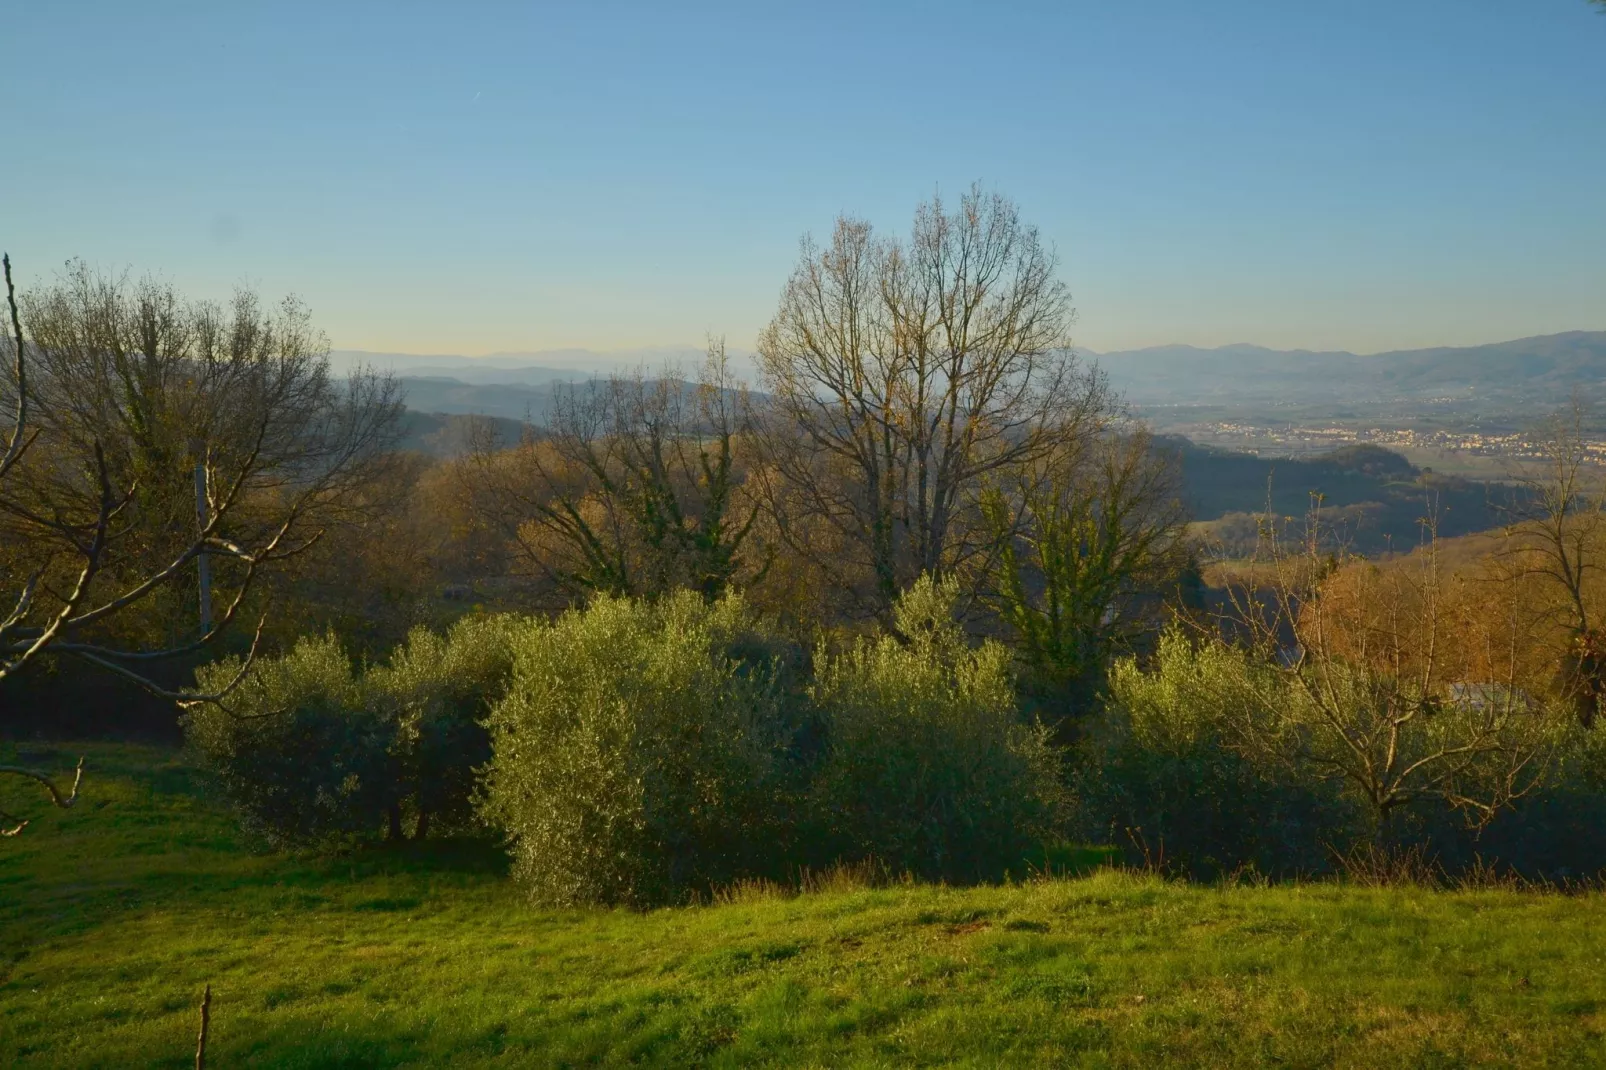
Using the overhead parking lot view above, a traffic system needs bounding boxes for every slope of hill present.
[394,411,526,457]
[1095,331,1606,405]
[392,375,741,429]
[395,377,566,424]
[7,742,1606,1067]
[1170,439,1515,554]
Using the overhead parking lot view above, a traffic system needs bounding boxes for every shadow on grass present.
[0,740,513,954]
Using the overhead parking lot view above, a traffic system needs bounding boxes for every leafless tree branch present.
[0,255,402,834]
[0,757,85,836]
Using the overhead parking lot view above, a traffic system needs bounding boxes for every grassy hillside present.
[3,744,1606,1067]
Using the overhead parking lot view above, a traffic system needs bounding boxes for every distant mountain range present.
[329,345,731,384]
[390,377,572,423]
[332,345,757,422]
[341,331,1606,423]
[1090,331,1606,404]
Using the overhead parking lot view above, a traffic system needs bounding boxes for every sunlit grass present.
[3,741,1605,1067]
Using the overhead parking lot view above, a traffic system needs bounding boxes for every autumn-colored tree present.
[459,341,762,605]
[1220,509,1556,839]
[1499,402,1606,727]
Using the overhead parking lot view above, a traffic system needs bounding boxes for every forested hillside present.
[1173,439,1511,554]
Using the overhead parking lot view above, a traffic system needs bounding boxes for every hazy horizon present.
[331,327,1606,369]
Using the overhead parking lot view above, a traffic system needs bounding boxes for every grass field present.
[4,743,1606,1067]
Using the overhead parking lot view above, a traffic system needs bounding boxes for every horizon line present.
[329,327,1606,364]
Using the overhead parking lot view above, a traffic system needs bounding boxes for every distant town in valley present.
[1153,416,1606,471]
[353,329,1606,482]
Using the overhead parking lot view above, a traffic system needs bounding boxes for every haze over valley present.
[372,329,1606,485]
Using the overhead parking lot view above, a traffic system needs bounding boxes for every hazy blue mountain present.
[342,332,1604,409]
[355,331,1606,430]
[393,373,726,426]
[395,377,567,423]
[391,366,588,387]
[1090,331,1606,404]
[330,345,752,383]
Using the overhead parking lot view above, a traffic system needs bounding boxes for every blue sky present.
[4,1,1604,357]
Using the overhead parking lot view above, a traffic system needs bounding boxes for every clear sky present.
[4,1,1604,357]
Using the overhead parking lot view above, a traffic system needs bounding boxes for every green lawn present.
[3,743,1606,1068]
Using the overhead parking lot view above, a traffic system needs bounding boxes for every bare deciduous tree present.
[0,256,401,833]
[753,185,1112,625]
[1223,507,1554,839]
[459,341,761,602]
[1500,400,1606,727]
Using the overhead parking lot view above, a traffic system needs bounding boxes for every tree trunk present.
[387,804,404,842]
[413,809,430,841]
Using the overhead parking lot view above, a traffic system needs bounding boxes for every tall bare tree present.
[0,256,401,834]
[753,186,1113,625]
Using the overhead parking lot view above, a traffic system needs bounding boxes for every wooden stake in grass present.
[195,984,211,1070]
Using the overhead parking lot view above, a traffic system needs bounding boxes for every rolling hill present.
[393,377,567,424]
[1170,438,1517,554]
[1093,331,1606,405]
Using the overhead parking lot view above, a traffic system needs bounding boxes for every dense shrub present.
[185,634,390,848]
[479,592,807,907]
[191,581,1606,887]
[367,614,517,837]
[1409,723,1606,881]
[1077,631,1606,882]
[1074,632,1359,878]
[808,576,1067,883]
[185,615,515,847]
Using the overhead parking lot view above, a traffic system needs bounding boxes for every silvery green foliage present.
[186,634,392,848]
[366,614,518,835]
[1078,631,1357,878]
[809,576,1067,882]
[480,592,802,907]
[186,616,517,847]
[1084,631,1606,879]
